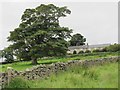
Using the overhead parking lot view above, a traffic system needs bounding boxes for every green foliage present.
[92,49,101,52]
[0,47,14,63]
[92,48,108,53]
[7,4,72,64]
[84,49,91,53]
[105,44,120,52]
[78,50,84,54]
[73,50,77,54]
[100,48,107,52]
[69,33,86,46]
[5,77,30,88]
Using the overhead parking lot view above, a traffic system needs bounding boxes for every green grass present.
[5,62,118,88]
[1,52,119,72]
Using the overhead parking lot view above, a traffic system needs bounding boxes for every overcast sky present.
[0,1,118,50]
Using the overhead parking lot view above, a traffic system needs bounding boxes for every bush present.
[73,50,77,54]
[92,49,100,52]
[92,48,107,52]
[78,50,84,54]
[85,50,91,53]
[5,77,30,88]
[100,48,107,52]
[106,44,120,52]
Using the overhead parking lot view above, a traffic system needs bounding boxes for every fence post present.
[7,67,13,86]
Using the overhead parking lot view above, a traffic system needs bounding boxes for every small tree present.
[69,33,86,46]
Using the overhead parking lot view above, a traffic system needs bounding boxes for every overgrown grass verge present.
[5,62,118,88]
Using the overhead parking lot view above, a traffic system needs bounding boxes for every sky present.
[0,0,118,50]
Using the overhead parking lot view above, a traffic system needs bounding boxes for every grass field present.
[5,62,118,88]
[0,52,119,72]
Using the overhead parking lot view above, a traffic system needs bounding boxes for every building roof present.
[68,43,111,50]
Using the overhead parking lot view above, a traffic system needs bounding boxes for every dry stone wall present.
[0,56,119,88]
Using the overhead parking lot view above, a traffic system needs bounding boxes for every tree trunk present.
[31,57,38,65]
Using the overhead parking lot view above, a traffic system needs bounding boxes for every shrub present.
[92,48,107,52]
[92,49,100,52]
[85,50,91,53]
[78,50,84,54]
[100,48,107,52]
[5,77,30,88]
[73,50,77,54]
[106,44,120,52]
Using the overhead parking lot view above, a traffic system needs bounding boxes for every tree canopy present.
[7,4,72,64]
[69,33,86,46]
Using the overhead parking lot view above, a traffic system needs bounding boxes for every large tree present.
[8,4,72,64]
[69,33,86,46]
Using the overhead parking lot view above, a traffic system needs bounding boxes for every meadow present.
[5,62,118,88]
[1,52,119,72]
